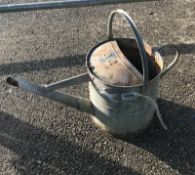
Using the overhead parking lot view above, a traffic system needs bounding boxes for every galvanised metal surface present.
[86,10,178,134]
[88,43,177,134]
[0,0,154,13]
[87,39,164,135]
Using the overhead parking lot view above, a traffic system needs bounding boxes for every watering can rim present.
[86,38,164,89]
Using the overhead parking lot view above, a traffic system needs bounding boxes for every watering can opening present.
[116,39,162,80]
[87,38,163,87]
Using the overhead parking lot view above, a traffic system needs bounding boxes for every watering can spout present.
[7,75,94,116]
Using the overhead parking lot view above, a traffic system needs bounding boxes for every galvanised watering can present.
[7,9,179,135]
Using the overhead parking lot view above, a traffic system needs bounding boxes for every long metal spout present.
[7,76,94,115]
[0,0,154,13]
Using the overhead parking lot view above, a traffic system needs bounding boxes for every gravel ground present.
[0,0,195,174]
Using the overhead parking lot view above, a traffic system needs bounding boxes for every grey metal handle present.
[108,9,149,89]
[157,44,179,78]
[0,0,154,13]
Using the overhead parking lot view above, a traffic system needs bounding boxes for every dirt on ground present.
[0,0,195,174]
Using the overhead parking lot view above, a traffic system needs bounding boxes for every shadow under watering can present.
[7,9,179,136]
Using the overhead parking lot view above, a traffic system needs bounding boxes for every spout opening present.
[7,77,19,87]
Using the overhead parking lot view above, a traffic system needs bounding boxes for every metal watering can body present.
[7,9,179,135]
[87,38,164,134]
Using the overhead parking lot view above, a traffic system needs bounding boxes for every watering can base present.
[89,81,156,135]
[91,114,154,136]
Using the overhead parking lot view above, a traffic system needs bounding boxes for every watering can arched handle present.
[157,44,180,78]
[107,9,149,90]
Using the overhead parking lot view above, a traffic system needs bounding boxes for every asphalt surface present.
[0,0,195,174]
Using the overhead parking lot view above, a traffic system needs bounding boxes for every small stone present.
[8,88,12,94]
[148,11,154,15]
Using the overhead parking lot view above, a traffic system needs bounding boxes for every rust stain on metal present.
[89,40,143,86]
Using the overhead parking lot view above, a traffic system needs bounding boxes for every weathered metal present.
[0,0,155,13]
[89,40,143,86]
[7,9,179,135]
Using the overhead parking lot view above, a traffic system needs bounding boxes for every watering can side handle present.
[157,44,180,78]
